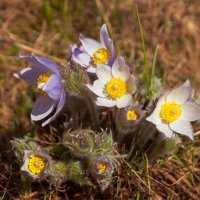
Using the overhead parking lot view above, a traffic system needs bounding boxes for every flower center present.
[28,156,46,175]
[127,110,138,121]
[105,78,127,99]
[92,48,111,64]
[96,161,108,174]
[37,73,52,89]
[160,102,182,123]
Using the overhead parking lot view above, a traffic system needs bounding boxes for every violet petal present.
[31,95,57,121]
[43,74,63,100]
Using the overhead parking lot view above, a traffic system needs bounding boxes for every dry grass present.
[1,0,200,199]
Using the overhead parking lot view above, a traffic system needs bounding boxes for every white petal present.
[146,92,168,125]
[112,57,130,81]
[96,97,116,107]
[169,119,194,140]
[86,66,96,73]
[86,80,106,97]
[166,80,191,104]
[72,52,91,67]
[127,75,137,94]
[182,102,200,121]
[79,34,103,56]
[116,94,132,108]
[156,123,173,138]
[96,64,112,83]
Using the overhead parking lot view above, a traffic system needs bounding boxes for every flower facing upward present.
[146,80,200,139]
[124,104,145,126]
[21,148,51,179]
[93,156,113,175]
[71,24,115,73]
[87,57,137,108]
[14,54,65,126]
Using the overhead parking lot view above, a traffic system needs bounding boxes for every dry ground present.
[1,0,200,199]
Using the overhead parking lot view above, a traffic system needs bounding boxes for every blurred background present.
[1,0,200,199]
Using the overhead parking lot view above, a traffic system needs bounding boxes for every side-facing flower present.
[14,54,65,126]
[92,156,113,175]
[146,80,200,139]
[21,148,52,179]
[124,103,145,126]
[87,57,137,108]
[71,24,115,73]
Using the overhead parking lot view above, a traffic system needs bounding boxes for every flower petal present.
[181,102,200,122]
[19,53,60,76]
[116,94,132,108]
[86,66,96,73]
[96,64,112,83]
[31,95,57,121]
[86,80,106,97]
[96,97,116,107]
[156,123,173,138]
[13,67,42,86]
[169,119,194,140]
[34,56,61,76]
[127,74,137,94]
[42,90,65,126]
[43,74,63,100]
[112,57,130,81]
[100,24,115,55]
[146,92,169,125]
[71,49,92,68]
[79,35,103,56]
[166,80,191,104]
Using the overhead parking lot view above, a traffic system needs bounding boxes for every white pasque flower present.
[146,80,200,140]
[21,148,51,179]
[87,57,137,108]
[71,24,115,73]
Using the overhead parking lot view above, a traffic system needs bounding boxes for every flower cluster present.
[12,23,200,192]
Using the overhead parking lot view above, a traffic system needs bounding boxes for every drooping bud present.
[61,62,89,96]
[63,129,95,158]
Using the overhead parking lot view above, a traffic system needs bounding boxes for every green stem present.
[135,4,150,96]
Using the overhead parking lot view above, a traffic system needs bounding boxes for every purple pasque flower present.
[14,53,65,126]
[124,103,145,126]
[93,156,113,175]
[71,24,116,73]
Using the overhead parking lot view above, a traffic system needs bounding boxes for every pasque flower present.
[14,53,65,126]
[93,156,113,175]
[124,103,145,126]
[87,57,137,108]
[21,148,52,179]
[71,24,115,73]
[146,80,200,139]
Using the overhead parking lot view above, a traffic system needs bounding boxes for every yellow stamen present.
[97,161,108,174]
[93,48,111,64]
[105,78,127,99]
[37,73,52,89]
[28,156,46,175]
[127,110,138,121]
[160,102,182,123]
